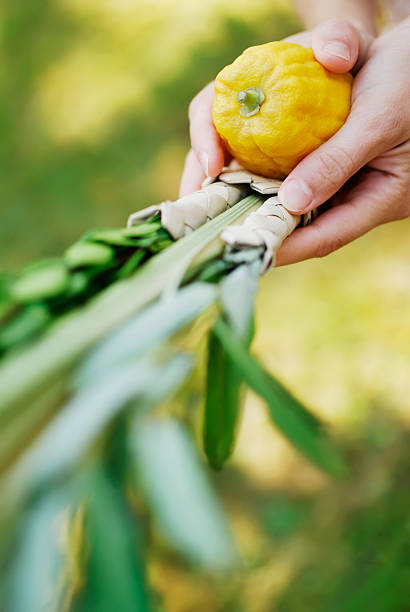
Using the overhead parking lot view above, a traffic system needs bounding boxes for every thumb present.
[277,105,399,214]
[312,19,372,73]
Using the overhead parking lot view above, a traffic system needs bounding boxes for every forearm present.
[293,0,378,35]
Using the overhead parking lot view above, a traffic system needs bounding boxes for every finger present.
[284,31,312,47]
[189,82,226,178]
[277,102,402,214]
[179,149,205,198]
[276,170,394,266]
[312,19,373,74]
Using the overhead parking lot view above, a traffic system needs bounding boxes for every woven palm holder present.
[128,160,316,271]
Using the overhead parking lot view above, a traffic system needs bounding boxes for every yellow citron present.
[212,41,353,179]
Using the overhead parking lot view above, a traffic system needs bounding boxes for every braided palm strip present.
[221,196,301,272]
[127,182,245,240]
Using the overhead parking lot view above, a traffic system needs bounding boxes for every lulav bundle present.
[0,162,344,612]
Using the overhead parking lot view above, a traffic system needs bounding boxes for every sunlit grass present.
[252,220,410,428]
[35,0,293,143]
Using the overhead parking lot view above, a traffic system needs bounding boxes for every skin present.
[180,5,410,266]
[294,0,378,36]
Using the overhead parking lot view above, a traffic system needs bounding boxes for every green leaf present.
[5,488,71,612]
[203,263,260,470]
[137,353,193,409]
[64,271,90,299]
[82,228,139,248]
[213,318,348,477]
[7,355,192,496]
[64,242,115,268]
[124,221,162,237]
[11,260,69,304]
[75,282,217,386]
[116,249,146,279]
[0,194,263,417]
[197,259,234,283]
[129,234,161,248]
[220,261,260,343]
[132,418,238,569]
[147,237,173,253]
[181,256,232,285]
[0,305,50,354]
[203,328,244,470]
[83,224,167,248]
[0,379,66,477]
[76,467,149,612]
[223,246,264,265]
[0,275,14,323]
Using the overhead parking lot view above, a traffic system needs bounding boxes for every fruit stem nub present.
[237,87,264,117]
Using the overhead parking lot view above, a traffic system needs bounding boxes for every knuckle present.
[315,237,344,258]
[393,182,410,220]
[315,145,355,188]
[383,111,402,136]
[365,110,403,146]
[312,227,346,258]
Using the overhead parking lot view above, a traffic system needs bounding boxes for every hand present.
[180,18,410,267]
[179,18,373,197]
[276,18,410,265]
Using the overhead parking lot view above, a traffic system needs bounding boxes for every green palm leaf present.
[0,194,262,418]
[75,467,149,612]
[203,263,260,470]
[132,418,238,569]
[213,317,347,477]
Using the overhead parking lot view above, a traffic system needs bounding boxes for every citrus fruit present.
[212,41,352,179]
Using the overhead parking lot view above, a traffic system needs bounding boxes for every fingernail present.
[323,41,351,62]
[200,152,209,176]
[278,179,312,213]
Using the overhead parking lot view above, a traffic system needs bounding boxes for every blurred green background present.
[2,1,410,610]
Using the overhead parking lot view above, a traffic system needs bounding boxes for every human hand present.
[276,18,410,265]
[179,18,373,198]
[180,18,410,267]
